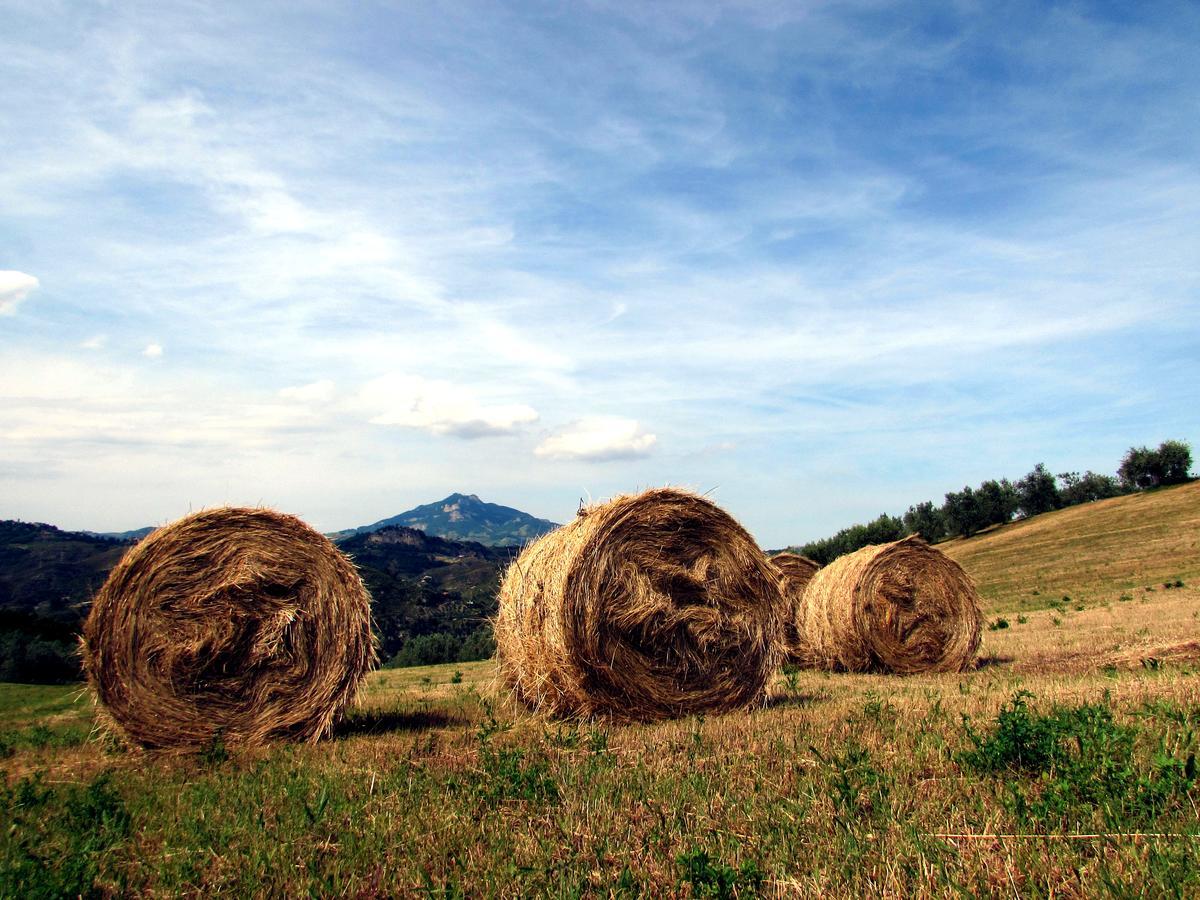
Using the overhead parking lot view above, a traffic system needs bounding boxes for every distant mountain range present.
[329,493,559,546]
[0,520,130,623]
[66,493,559,549]
[0,493,557,680]
[84,526,157,541]
[0,496,553,680]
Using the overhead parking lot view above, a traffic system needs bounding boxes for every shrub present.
[796,513,908,565]
[902,501,945,542]
[0,621,81,684]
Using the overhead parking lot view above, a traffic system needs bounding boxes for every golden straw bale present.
[494,488,787,721]
[768,552,821,664]
[81,507,376,749]
[798,535,981,673]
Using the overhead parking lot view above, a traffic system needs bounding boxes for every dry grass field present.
[2,483,1198,897]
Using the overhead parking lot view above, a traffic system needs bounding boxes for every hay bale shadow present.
[974,654,1015,670]
[334,708,467,738]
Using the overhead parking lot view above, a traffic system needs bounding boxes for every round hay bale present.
[494,487,787,721]
[81,507,376,749]
[799,535,982,673]
[768,552,821,665]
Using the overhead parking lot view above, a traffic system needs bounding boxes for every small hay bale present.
[769,552,821,664]
[494,487,787,721]
[799,535,982,673]
[81,507,376,749]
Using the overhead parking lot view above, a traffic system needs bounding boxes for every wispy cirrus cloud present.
[362,374,538,438]
[0,271,38,314]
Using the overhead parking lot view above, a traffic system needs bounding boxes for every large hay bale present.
[768,552,821,664]
[494,487,787,721]
[798,535,982,673]
[81,507,376,749]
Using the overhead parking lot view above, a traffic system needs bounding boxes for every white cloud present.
[362,373,537,438]
[279,379,336,404]
[81,334,107,350]
[142,343,163,358]
[0,271,39,314]
[535,416,657,461]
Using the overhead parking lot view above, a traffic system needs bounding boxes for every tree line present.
[792,439,1193,566]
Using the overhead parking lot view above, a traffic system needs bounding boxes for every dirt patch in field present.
[1012,639,1200,675]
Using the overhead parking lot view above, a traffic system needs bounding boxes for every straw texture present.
[769,552,821,665]
[494,488,787,721]
[798,536,982,673]
[81,507,376,749]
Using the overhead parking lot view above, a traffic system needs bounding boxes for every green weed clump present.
[676,847,763,898]
[815,742,893,825]
[0,770,131,898]
[988,618,1010,631]
[960,691,1197,829]
[0,723,90,757]
[472,706,557,804]
[475,745,558,804]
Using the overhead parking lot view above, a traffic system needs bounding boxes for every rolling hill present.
[940,479,1200,612]
[0,521,131,621]
[0,518,519,678]
[2,480,1195,680]
[336,526,515,659]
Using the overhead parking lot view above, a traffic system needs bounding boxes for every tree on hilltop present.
[1058,470,1122,505]
[1016,464,1061,518]
[943,486,984,537]
[903,501,946,542]
[1119,440,1193,490]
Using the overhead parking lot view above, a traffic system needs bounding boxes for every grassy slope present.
[2,487,1199,897]
[941,479,1200,612]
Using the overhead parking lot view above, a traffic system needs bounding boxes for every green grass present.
[2,667,1198,896]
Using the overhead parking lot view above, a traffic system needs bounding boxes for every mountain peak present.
[336,494,559,547]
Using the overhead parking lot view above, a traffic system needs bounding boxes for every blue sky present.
[2,0,1197,547]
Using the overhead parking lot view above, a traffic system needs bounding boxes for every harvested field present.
[3,483,1198,896]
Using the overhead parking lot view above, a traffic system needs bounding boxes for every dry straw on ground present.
[768,552,821,664]
[81,507,376,750]
[495,487,788,721]
[798,535,982,673]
